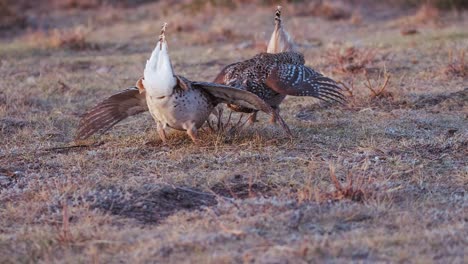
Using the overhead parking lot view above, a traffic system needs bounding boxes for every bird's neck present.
[143,41,176,97]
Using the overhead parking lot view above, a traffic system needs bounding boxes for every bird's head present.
[142,23,177,97]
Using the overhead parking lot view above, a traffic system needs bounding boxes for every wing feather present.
[193,82,291,135]
[75,87,148,140]
[265,64,346,104]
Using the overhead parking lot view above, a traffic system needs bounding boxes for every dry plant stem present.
[58,201,72,245]
[337,80,355,98]
[364,71,391,98]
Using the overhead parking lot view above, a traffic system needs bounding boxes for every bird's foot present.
[248,112,258,124]
[272,111,293,138]
[186,126,202,145]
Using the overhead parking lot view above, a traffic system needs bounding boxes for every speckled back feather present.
[214,51,345,108]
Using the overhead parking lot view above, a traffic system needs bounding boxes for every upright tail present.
[267,6,295,53]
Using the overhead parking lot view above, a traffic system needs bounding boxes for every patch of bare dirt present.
[0,117,29,134]
[412,87,468,110]
[89,185,217,224]
[210,174,275,199]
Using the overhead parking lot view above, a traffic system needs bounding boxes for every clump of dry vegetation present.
[443,49,466,77]
[22,27,98,50]
[52,0,101,9]
[410,3,440,24]
[363,70,392,99]
[296,165,375,204]
[391,2,442,31]
[291,1,352,20]
[337,69,393,107]
[189,25,250,45]
[0,0,26,30]
[325,46,377,74]
[395,0,468,10]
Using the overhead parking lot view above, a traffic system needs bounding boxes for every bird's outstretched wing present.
[265,64,346,104]
[194,82,272,113]
[193,82,291,135]
[75,87,148,140]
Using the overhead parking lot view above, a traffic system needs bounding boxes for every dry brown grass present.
[443,49,467,77]
[411,3,440,24]
[21,27,98,50]
[0,0,26,30]
[290,1,352,21]
[0,2,467,263]
[325,46,377,74]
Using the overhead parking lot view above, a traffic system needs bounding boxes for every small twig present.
[364,73,377,96]
[43,142,104,152]
[329,163,343,192]
[376,73,391,95]
[58,200,72,245]
[337,80,354,98]
[364,71,391,98]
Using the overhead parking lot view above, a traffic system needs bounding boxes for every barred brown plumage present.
[76,7,344,141]
[75,87,148,140]
[75,24,290,143]
[213,51,345,115]
[213,6,345,129]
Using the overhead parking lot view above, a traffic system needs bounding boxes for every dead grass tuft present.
[326,164,368,202]
[443,49,466,78]
[210,174,274,199]
[325,46,377,74]
[52,0,101,9]
[393,0,468,10]
[56,201,73,245]
[291,1,351,21]
[22,27,98,50]
[336,67,394,108]
[400,28,419,36]
[412,3,440,23]
[295,164,375,204]
[363,70,392,99]
[0,0,26,30]
[396,3,440,26]
[190,26,249,45]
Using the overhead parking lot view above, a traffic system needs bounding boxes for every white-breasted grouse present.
[75,24,287,143]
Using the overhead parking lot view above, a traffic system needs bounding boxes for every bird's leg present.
[271,108,293,137]
[156,122,167,143]
[248,111,258,124]
[186,124,201,144]
[270,107,280,124]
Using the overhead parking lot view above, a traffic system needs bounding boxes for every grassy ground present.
[0,1,466,263]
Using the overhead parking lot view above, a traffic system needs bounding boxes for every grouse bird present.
[213,6,345,126]
[75,23,287,143]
